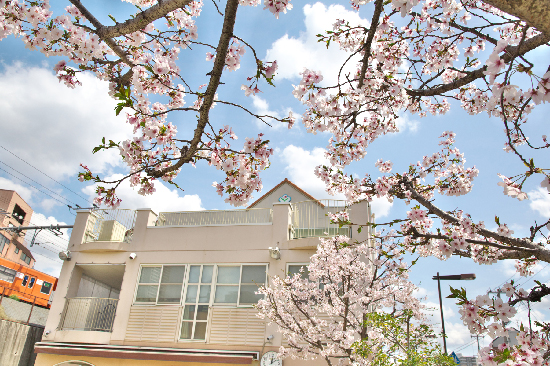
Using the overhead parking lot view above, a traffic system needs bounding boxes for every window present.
[41,281,52,294]
[22,275,29,286]
[12,204,26,225]
[0,265,16,283]
[21,252,31,264]
[28,277,36,288]
[135,265,186,304]
[181,265,213,340]
[14,247,20,254]
[0,234,8,253]
[287,263,310,280]
[214,265,267,305]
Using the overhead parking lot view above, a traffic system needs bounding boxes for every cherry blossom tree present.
[256,234,455,366]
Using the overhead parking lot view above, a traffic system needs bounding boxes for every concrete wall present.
[1,297,49,326]
[0,319,44,366]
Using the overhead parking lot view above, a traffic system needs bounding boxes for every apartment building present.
[0,189,35,268]
[35,179,371,366]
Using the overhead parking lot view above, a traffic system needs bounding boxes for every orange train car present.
[0,257,58,308]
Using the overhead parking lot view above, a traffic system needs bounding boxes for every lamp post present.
[432,272,476,354]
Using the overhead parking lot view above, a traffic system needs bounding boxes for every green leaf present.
[495,216,501,226]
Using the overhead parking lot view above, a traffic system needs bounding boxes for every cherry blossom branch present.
[407,32,550,97]
[147,0,240,178]
[402,177,550,261]
[482,0,550,36]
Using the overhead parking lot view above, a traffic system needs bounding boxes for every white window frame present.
[212,264,268,307]
[133,264,187,305]
[179,264,215,342]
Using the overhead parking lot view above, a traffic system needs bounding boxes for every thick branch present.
[482,0,550,37]
[69,0,135,69]
[406,32,550,97]
[402,177,550,263]
[148,0,240,177]
[97,0,193,38]
[357,0,384,88]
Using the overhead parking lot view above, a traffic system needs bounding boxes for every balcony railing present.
[156,208,273,227]
[291,199,351,239]
[60,297,118,332]
[84,209,137,243]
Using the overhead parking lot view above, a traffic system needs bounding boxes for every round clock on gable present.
[260,351,282,366]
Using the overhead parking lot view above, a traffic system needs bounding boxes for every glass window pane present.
[198,285,211,303]
[183,305,195,320]
[194,322,207,340]
[202,266,213,283]
[186,285,198,303]
[161,266,185,284]
[135,285,158,302]
[241,266,266,284]
[40,282,52,294]
[214,285,238,303]
[22,275,28,286]
[196,305,209,320]
[180,321,193,339]
[289,265,310,280]
[158,284,182,303]
[216,266,240,284]
[189,266,201,283]
[29,277,35,288]
[139,267,161,284]
[239,285,263,304]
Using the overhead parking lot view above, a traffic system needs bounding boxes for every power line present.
[0,166,73,207]
[0,159,79,207]
[0,145,93,205]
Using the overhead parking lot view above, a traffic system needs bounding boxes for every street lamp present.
[432,272,476,354]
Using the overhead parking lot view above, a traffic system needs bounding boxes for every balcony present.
[155,207,273,227]
[291,199,351,239]
[84,209,137,243]
[60,297,119,332]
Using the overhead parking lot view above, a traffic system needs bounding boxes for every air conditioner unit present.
[97,220,127,242]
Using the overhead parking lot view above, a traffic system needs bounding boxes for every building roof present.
[248,178,320,208]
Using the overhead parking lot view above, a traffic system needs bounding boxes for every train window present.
[0,265,16,283]
[28,277,36,288]
[41,281,52,295]
[22,275,29,286]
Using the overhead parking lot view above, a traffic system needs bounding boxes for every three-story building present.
[35,179,372,366]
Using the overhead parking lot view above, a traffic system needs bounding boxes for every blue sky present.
[0,0,549,356]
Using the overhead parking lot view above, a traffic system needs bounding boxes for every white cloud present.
[281,145,340,199]
[395,113,419,133]
[83,174,204,214]
[266,3,368,86]
[529,187,550,217]
[0,63,134,186]
[0,177,34,203]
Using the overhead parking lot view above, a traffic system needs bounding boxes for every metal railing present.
[291,199,351,239]
[156,208,273,226]
[84,209,136,243]
[60,297,118,332]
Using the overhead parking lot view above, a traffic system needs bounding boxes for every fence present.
[0,285,49,326]
[60,297,118,332]
[84,209,137,243]
[0,320,44,366]
[291,200,351,239]
[156,208,273,226]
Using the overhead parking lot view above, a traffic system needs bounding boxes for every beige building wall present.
[37,182,371,366]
